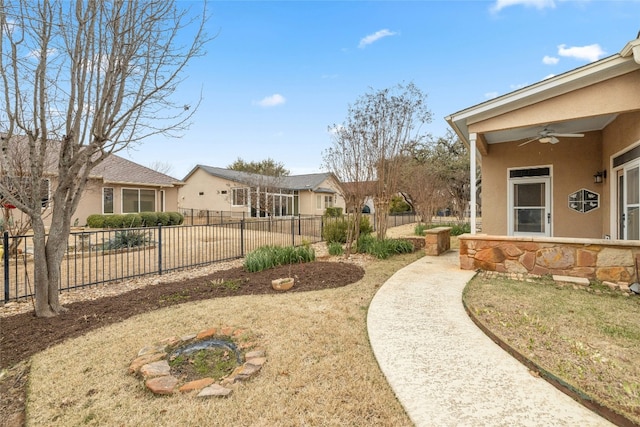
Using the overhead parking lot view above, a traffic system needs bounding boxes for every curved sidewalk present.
[367,251,614,427]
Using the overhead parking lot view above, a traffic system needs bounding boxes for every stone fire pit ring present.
[128,326,266,397]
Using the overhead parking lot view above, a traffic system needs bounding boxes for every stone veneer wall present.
[459,234,640,283]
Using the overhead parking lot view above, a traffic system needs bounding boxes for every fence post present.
[3,231,9,303]
[298,213,301,236]
[157,224,163,275]
[291,216,295,246]
[240,219,245,257]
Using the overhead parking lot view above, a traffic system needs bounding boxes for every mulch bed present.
[1,261,365,369]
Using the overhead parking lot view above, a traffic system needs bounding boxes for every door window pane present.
[513,182,546,234]
[627,167,639,205]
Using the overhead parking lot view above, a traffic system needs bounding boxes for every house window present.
[324,195,334,208]
[232,188,248,206]
[103,188,114,214]
[122,188,156,213]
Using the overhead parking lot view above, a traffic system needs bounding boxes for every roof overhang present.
[446,37,640,149]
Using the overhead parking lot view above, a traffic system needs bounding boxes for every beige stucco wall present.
[481,132,603,238]
[298,176,346,216]
[179,169,246,214]
[470,70,640,133]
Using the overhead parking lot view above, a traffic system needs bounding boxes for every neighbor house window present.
[324,195,334,208]
[103,187,114,214]
[122,188,156,213]
[232,188,248,206]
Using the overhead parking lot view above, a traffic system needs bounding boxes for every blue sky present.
[123,0,640,179]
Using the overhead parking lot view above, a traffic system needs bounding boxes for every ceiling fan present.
[518,129,584,147]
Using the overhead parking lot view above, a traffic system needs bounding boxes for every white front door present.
[509,177,551,237]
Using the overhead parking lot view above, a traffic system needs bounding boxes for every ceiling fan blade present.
[549,133,584,138]
[518,137,538,147]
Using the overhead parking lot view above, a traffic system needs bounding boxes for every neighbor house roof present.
[1,134,181,188]
[90,155,182,187]
[184,165,340,193]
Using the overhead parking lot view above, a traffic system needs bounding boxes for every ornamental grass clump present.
[244,245,316,273]
[357,235,414,259]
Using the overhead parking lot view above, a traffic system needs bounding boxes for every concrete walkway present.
[367,251,614,427]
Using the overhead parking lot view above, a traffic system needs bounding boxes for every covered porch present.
[447,35,640,280]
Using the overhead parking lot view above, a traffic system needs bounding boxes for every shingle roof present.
[187,165,339,192]
[91,155,181,187]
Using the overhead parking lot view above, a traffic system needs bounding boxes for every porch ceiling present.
[481,114,617,145]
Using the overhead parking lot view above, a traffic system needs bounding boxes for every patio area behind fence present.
[2,212,420,302]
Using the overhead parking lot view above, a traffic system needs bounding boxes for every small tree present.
[228,157,290,177]
[0,0,208,317]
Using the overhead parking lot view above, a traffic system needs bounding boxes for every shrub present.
[122,213,142,228]
[105,230,151,250]
[323,216,372,244]
[244,245,315,273]
[86,214,105,228]
[139,212,158,227]
[359,215,373,235]
[327,242,344,256]
[156,212,170,226]
[414,223,427,236]
[324,207,343,217]
[323,218,349,243]
[168,211,184,225]
[103,214,125,229]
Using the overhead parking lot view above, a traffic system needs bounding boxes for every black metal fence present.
[1,212,420,302]
[2,216,326,302]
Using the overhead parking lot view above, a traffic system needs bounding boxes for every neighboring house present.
[446,35,640,240]
[340,181,376,214]
[0,135,182,228]
[76,155,183,225]
[180,165,345,217]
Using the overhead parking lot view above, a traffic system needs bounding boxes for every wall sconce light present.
[594,170,607,184]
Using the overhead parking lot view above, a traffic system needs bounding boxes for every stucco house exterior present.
[74,155,182,225]
[1,148,182,228]
[446,35,640,281]
[180,165,345,217]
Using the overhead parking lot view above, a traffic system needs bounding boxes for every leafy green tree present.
[228,158,290,177]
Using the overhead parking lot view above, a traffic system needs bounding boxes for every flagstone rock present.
[179,377,216,393]
[197,383,233,398]
[146,375,178,395]
[140,360,171,379]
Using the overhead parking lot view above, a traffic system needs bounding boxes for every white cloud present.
[557,43,606,62]
[358,29,397,48]
[510,83,528,90]
[491,0,555,13]
[542,55,559,65]
[484,91,499,99]
[253,94,286,107]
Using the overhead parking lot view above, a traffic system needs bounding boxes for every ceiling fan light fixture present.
[539,136,552,143]
[549,136,559,144]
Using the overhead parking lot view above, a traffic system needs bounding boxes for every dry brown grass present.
[464,273,640,424]
[26,252,423,426]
